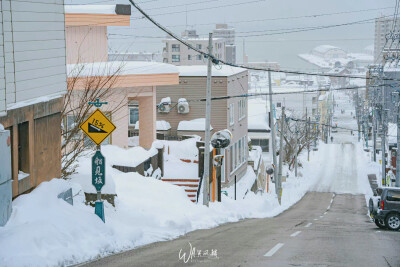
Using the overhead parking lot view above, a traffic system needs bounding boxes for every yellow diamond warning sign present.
[79,109,116,146]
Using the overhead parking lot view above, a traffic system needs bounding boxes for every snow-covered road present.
[311,92,370,195]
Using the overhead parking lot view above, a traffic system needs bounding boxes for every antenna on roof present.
[185,5,188,30]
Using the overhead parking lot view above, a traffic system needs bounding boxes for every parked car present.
[369,187,400,230]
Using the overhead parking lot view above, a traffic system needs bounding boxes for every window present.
[229,103,234,126]
[172,55,180,62]
[238,99,246,120]
[251,138,269,152]
[129,107,139,126]
[64,115,80,141]
[238,139,242,164]
[230,136,248,173]
[242,136,247,162]
[230,147,234,172]
[235,142,240,169]
[196,44,202,50]
[277,102,282,108]
[387,190,400,202]
[188,55,192,60]
[196,54,202,60]
[172,44,180,52]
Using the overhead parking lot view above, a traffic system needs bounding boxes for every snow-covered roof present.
[312,45,343,53]
[177,65,247,77]
[135,120,171,131]
[65,5,116,14]
[67,61,179,77]
[388,123,397,144]
[248,98,271,131]
[177,118,213,131]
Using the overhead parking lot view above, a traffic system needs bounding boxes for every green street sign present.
[92,151,105,192]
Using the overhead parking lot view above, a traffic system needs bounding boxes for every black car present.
[369,187,400,231]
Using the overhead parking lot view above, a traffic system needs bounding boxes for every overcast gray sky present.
[68,0,395,70]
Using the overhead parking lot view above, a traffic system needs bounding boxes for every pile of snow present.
[128,136,139,147]
[248,98,270,131]
[177,118,213,131]
[69,145,158,194]
[178,65,247,77]
[0,123,4,131]
[65,5,116,14]
[249,146,262,164]
[160,97,171,105]
[153,137,200,162]
[18,171,29,181]
[134,120,171,131]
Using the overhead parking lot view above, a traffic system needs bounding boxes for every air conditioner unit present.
[158,97,171,113]
[177,98,189,114]
[157,103,170,113]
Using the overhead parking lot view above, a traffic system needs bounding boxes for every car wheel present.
[374,218,386,229]
[385,213,400,231]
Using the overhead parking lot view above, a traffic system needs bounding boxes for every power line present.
[121,6,393,30]
[186,84,389,103]
[132,0,266,20]
[128,1,400,82]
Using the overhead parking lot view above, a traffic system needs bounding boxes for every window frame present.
[171,44,180,52]
[172,55,180,62]
[129,106,139,126]
[229,103,235,126]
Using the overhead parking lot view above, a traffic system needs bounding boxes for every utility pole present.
[268,71,277,173]
[294,124,298,177]
[381,80,387,186]
[356,89,361,142]
[203,33,213,206]
[277,106,285,204]
[396,102,400,187]
[373,108,377,162]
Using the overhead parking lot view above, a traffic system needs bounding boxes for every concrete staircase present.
[161,178,200,202]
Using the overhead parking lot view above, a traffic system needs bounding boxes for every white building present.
[213,24,236,64]
[109,52,162,62]
[311,45,347,60]
[0,0,67,200]
[248,98,272,163]
[162,30,226,65]
[374,16,400,62]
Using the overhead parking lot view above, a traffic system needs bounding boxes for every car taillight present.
[381,200,384,210]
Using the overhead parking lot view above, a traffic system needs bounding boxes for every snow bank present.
[68,145,158,194]
[0,140,347,267]
[177,118,213,131]
[153,137,200,162]
[134,120,171,131]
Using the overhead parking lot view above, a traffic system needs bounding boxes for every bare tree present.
[61,62,126,178]
[277,114,318,169]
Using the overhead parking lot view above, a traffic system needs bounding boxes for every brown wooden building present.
[157,65,249,186]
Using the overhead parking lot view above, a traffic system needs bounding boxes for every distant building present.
[244,61,281,71]
[374,16,400,62]
[157,65,249,186]
[213,24,236,64]
[311,45,347,60]
[109,52,162,62]
[162,30,226,65]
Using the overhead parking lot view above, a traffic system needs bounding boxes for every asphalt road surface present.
[78,94,400,267]
[79,191,399,267]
